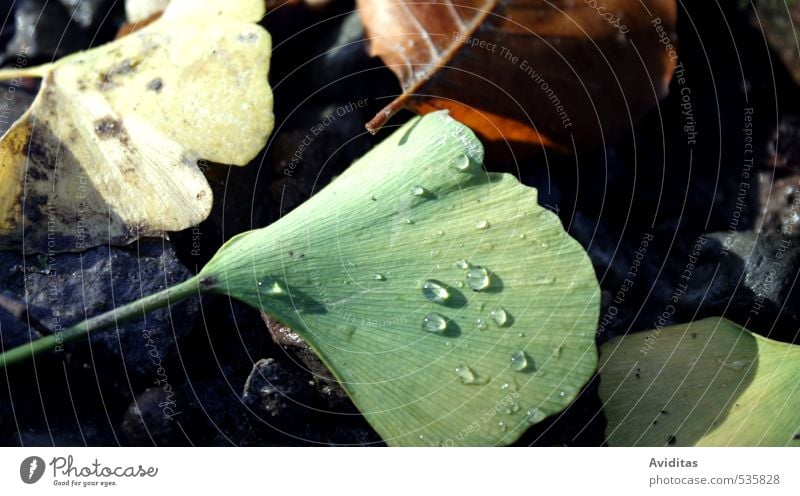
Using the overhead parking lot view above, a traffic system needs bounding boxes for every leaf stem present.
[0,65,52,81]
[0,275,203,369]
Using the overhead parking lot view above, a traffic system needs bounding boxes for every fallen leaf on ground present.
[200,111,601,445]
[358,0,677,153]
[0,0,274,253]
[600,317,800,446]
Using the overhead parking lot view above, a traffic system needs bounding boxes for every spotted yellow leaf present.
[0,0,273,253]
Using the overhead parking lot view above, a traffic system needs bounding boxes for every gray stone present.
[678,232,800,342]
[0,240,197,382]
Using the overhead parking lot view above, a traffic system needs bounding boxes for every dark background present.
[0,0,798,446]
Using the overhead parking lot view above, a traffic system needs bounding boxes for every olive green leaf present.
[199,111,600,445]
[599,317,800,446]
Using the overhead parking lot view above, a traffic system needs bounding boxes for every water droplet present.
[509,401,520,413]
[455,259,470,269]
[555,345,564,357]
[451,154,470,171]
[373,273,386,281]
[436,230,444,236]
[422,281,450,303]
[476,318,488,330]
[490,306,508,326]
[510,350,532,372]
[422,313,447,333]
[474,219,490,230]
[517,332,525,338]
[518,234,526,239]
[498,421,507,432]
[453,281,464,288]
[403,218,414,225]
[257,277,285,295]
[466,266,490,291]
[559,391,566,398]
[411,185,426,196]
[454,363,480,385]
[525,408,545,424]
[500,382,511,391]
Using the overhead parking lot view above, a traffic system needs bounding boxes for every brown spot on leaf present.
[146,77,163,92]
[25,166,48,181]
[24,127,59,171]
[94,117,130,145]
[22,192,49,224]
[98,58,140,91]
[237,32,259,43]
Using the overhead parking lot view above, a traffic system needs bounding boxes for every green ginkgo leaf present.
[599,317,800,447]
[0,111,600,446]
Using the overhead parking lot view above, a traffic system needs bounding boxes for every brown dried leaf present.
[359,0,677,152]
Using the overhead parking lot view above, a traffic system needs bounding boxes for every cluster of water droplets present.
[390,148,565,434]
[417,253,536,393]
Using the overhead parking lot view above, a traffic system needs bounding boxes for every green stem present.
[0,275,203,369]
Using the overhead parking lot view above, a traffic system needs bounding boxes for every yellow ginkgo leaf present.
[0,0,273,254]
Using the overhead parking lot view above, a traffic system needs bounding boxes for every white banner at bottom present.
[0,447,797,494]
